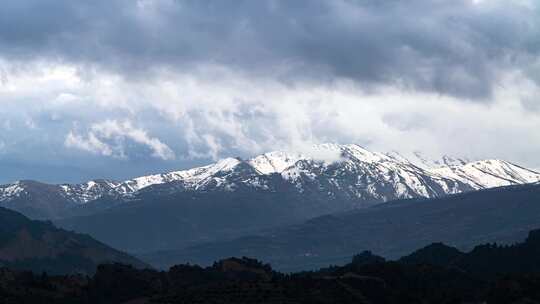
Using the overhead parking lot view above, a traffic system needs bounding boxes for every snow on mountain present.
[1,144,540,218]
[59,180,120,203]
[431,159,540,189]
[386,151,470,169]
[0,182,25,202]
[248,151,303,174]
[277,145,467,203]
[117,157,244,193]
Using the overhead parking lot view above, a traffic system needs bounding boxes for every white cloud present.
[65,131,114,157]
[93,120,176,160]
[65,120,175,160]
[2,60,540,171]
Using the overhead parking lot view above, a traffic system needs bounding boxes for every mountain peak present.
[248,151,303,174]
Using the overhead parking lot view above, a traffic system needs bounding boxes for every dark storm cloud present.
[0,0,539,99]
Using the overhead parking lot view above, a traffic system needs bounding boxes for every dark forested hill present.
[401,228,540,279]
[0,206,147,275]
[6,228,540,303]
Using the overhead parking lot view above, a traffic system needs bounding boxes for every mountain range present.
[1,144,539,220]
[1,144,539,257]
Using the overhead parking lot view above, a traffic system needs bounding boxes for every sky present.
[1,0,540,184]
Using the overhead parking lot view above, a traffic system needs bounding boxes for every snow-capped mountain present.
[401,151,470,169]
[1,144,540,219]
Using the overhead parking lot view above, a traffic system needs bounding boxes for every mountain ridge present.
[1,144,539,220]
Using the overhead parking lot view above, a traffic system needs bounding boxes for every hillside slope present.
[0,206,147,275]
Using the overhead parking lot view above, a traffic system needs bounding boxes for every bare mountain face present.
[1,144,539,220]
